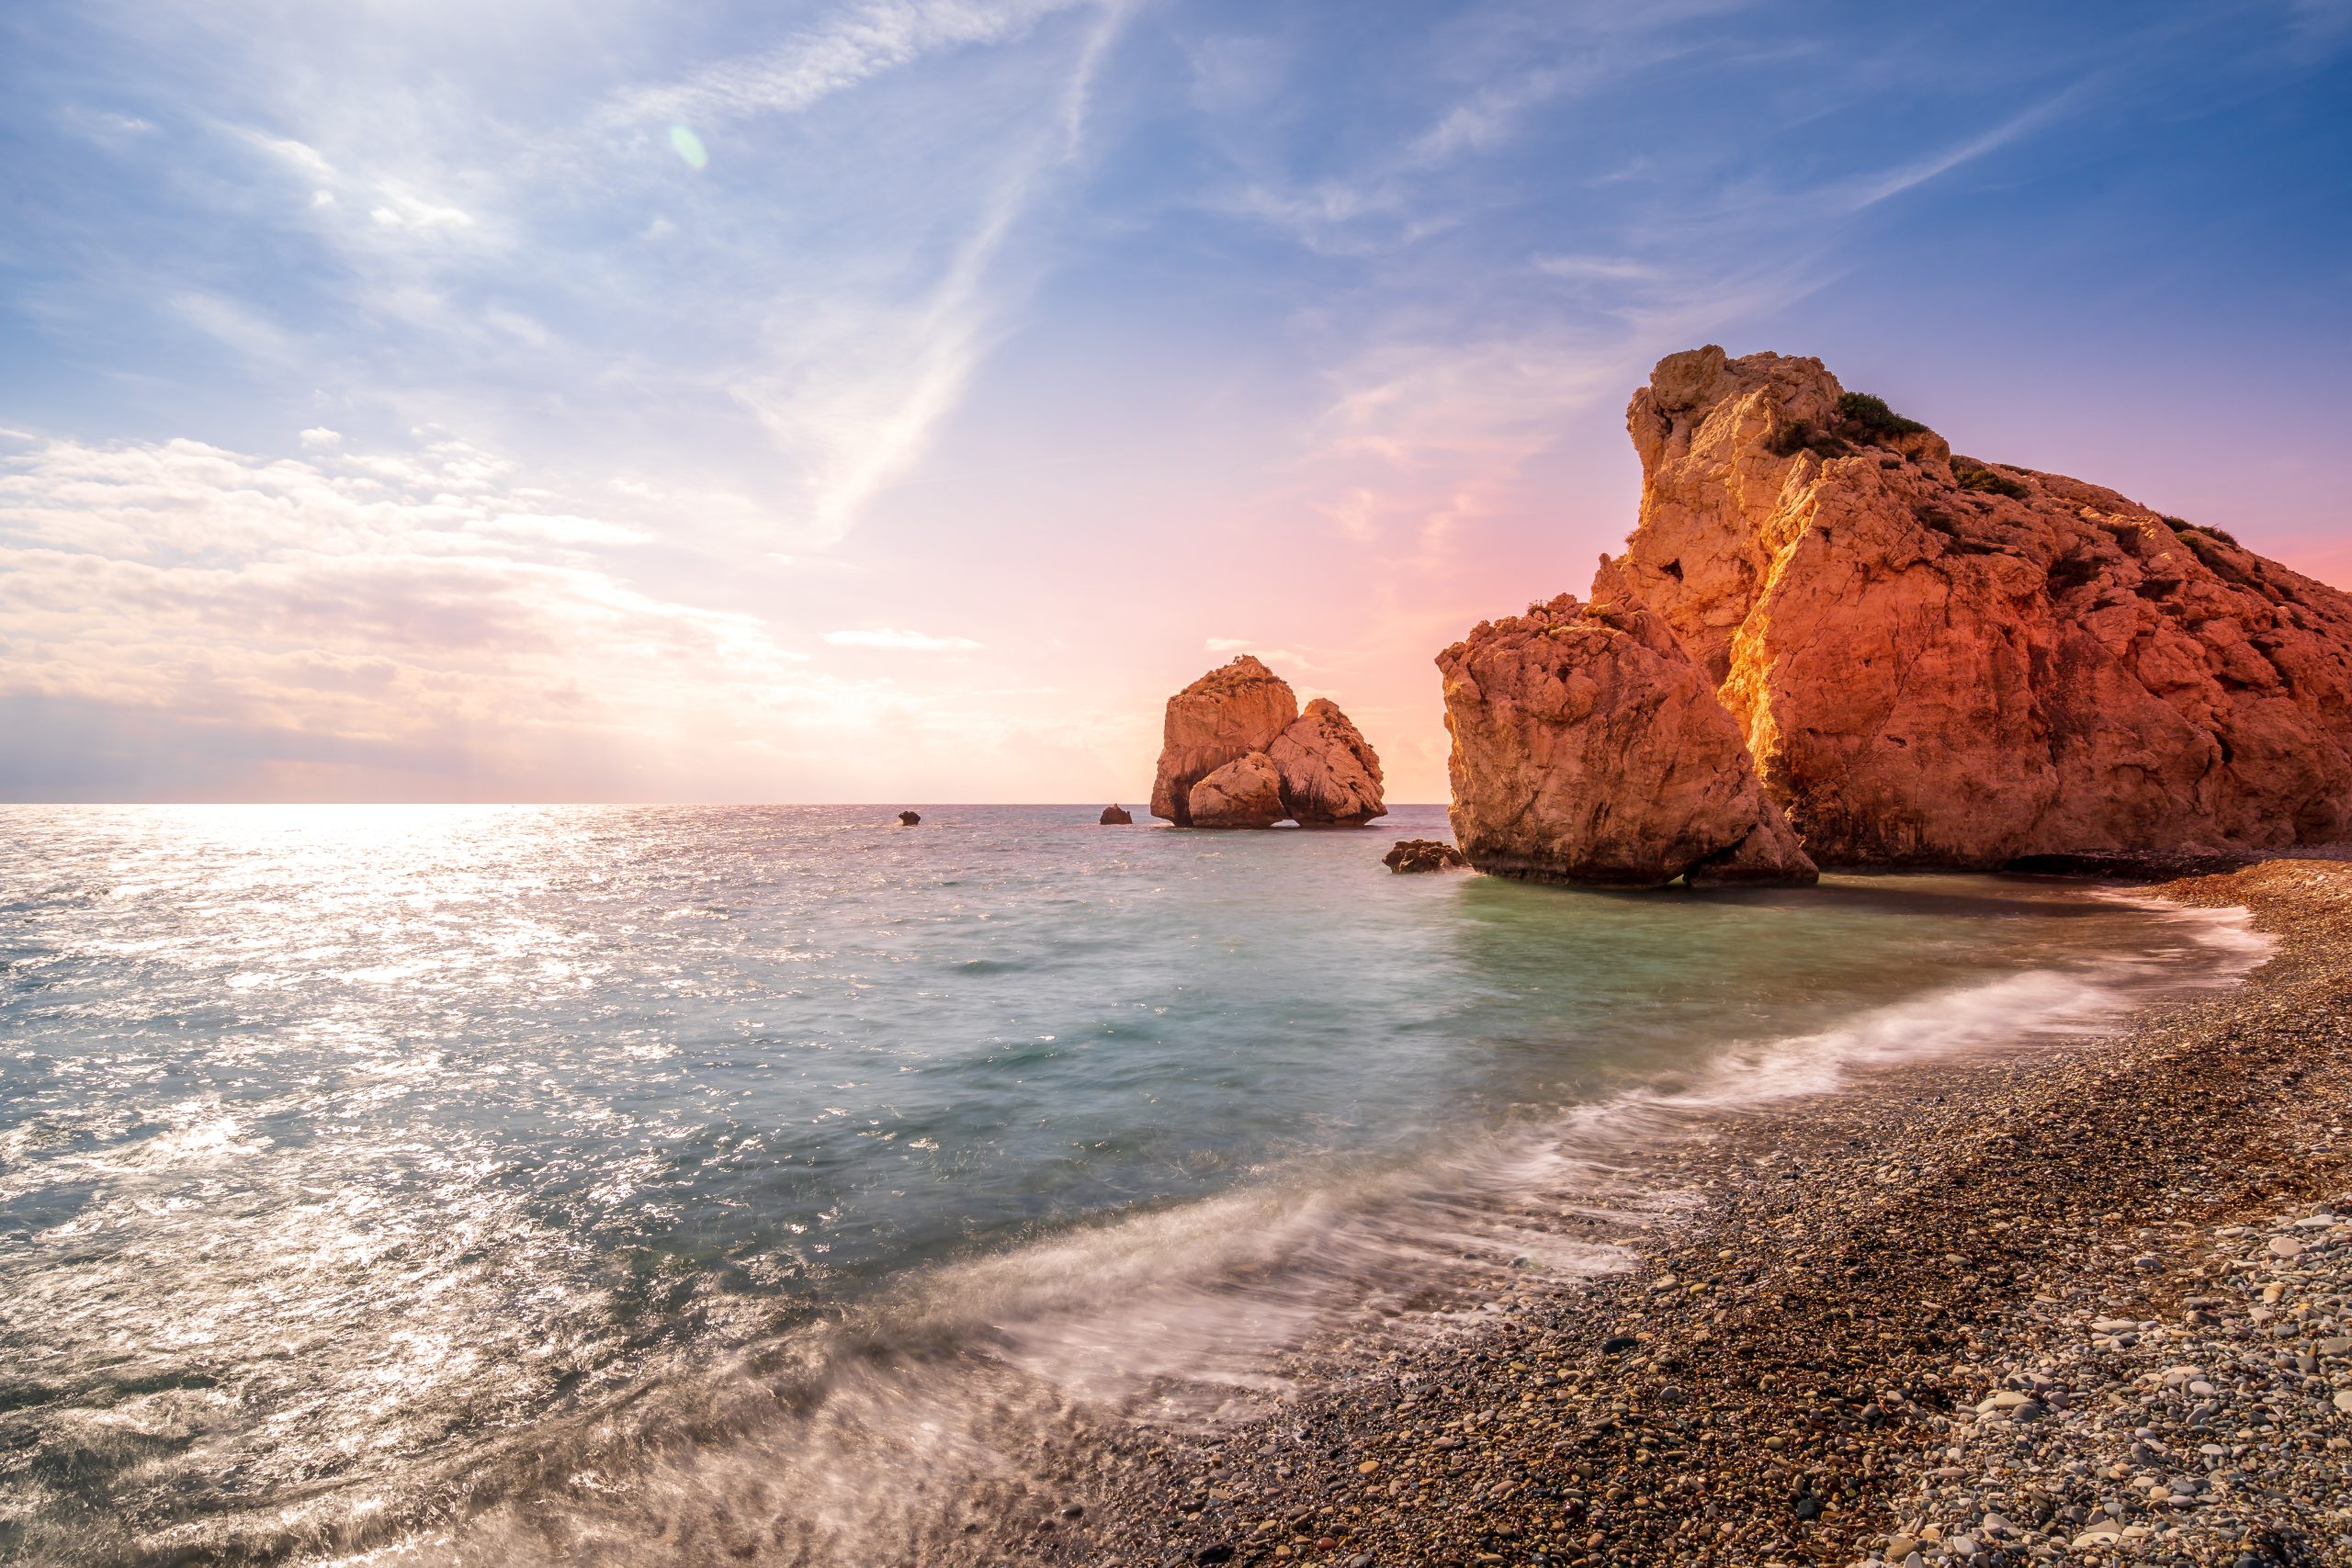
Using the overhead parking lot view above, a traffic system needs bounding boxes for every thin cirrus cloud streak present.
[826,629,983,650]
[718,0,1132,546]
[605,0,1103,126]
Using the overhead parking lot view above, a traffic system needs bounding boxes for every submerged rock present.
[1099,805,1134,825]
[898,810,921,826]
[1150,657,1299,827]
[1270,698,1385,826]
[1613,344,2352,865]
[1186,750,1286,829]
[1383,839,1468,874]
[1438,558,1816,887]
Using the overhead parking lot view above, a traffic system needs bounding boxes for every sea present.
[0,804,2268,1565]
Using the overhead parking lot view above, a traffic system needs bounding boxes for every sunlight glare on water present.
[0,805,2264,1564]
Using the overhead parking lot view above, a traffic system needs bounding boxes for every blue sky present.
[3,0,2348,801]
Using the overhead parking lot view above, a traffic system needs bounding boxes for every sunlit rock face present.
[1438,559,1815,887]
[1614,344,2352,865]
[1150,657,1299,827]
[1270,699,1385,826]
[1186,750,1286,829]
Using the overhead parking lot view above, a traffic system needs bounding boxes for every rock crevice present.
[1438,560,1815,887]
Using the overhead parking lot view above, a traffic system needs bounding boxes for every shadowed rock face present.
[1270,698,1385,826]
[1186,750,1285,829]
[1150,657,1299,827]
[1615,345,2352,865]
[1438,561,1816,887]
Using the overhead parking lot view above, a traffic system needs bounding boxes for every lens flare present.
[668,124,708,170]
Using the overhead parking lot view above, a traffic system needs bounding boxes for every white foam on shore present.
[1619,896,2270,1116]
[320,896,2275,1567]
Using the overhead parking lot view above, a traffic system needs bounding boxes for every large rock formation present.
[1613,345,2352,865]
[1148,657,1385,828]
[1441,345,2352,882]
[1150,657,1299,826]
[1439,560,1816,886]
[1269,698,1385,826]
[1186,751,1286,829]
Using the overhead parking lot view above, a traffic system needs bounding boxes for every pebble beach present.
[1012,858,2352,1568]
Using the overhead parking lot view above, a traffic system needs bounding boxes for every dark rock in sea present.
[898,810,921,826]
[1383,840,1468,874]
[1099,805,1133,825]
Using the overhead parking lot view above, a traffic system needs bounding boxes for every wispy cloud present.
[170,291,303,368]
[0,430,831,793]
[723,0,1133,544]
[605,0,1100,125]
[826,627,981,650]
[1834,92,2080,213]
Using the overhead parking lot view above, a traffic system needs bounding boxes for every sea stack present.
[1149,657,1298,827]
[1441,345,2352,882]
[898,810,921,826]
[1148,657,1385,828]
[1100,805,1133,825]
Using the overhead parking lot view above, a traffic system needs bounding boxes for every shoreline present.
[992,858,2352,1567]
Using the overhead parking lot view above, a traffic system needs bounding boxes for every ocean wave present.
[322,900,2271,1566]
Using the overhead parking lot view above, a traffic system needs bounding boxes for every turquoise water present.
[0,805,2263,1564]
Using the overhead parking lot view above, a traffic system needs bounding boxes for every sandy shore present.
[1001,858,2352,1568]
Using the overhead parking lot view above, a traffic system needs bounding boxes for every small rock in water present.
[1383,839,1468,874]
[1098,805,1133,825]
[898,810,922,826]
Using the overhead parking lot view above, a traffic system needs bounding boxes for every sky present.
[2,0,2348,805]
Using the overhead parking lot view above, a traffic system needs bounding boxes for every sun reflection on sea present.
[0,804,2267,1564]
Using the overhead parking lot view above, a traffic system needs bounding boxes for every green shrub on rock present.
[1836,392,1929,442]
[1952,461,2029,500]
